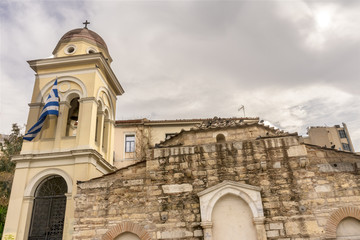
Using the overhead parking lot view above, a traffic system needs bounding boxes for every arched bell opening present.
[66,97,80,136]
[28,175,67,240]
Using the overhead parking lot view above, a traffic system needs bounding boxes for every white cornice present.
[28,53,124,95]
[13,149,116,173]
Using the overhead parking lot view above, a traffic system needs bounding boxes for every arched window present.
[66,97,79,136]
[28,176,67,240]
[216,134,226,143]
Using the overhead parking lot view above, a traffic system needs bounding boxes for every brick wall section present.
[102,222,152,240]
[74,132,360,240]
[324,206,360,239]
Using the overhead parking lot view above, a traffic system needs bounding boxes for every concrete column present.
[22,103,42,152]
[19,196,34,240]
[201,221,213,240]
[107,121,115,165]
[54,101,70,147]
[102,119,110,153]
[63,193,74,240]
[76,97,97,148]
[26,103,42,132]
[40,114,57,139]
[2,168,29,240]
[96,110,105,148]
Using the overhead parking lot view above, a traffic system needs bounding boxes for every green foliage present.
[0,124,23,172]
[0,205,7,238]
[0,123,23,237]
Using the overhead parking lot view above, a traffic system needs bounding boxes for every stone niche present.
[197,180,266,240]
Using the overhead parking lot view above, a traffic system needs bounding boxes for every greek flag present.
[24,79,59,141]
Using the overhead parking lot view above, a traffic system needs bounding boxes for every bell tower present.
[2,24,124,240]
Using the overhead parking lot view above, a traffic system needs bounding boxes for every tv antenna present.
[238,105,245,117]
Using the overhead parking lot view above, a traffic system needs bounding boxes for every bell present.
[70,111,78,121]
[70,115,78,121]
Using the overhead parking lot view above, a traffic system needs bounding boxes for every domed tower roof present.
[52,27,111,61]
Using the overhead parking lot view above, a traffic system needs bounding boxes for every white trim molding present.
[197,180,267,240]
[24,168,73,197]
[36,76,87,103]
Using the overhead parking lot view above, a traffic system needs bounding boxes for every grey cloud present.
[0,1,359,150]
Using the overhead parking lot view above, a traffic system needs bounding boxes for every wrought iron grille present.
[28,176,67,240]
[35,176,68,197]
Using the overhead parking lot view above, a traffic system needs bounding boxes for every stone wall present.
[162,124,288,146]
[73,133,360,240]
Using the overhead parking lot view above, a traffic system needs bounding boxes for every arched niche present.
[115,232,141,240]
[197,180,266,240]
[102,222,151,240]
[325,207,360,239]
[336,217,360,239]
[212,194,257,240]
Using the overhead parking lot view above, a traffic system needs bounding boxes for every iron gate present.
[28,176,67,240]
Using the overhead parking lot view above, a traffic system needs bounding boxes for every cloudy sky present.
[0,0,359,151]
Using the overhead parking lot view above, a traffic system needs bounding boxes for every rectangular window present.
[338,130,347,138]
[342,143,351,151]
[125,135,135,153]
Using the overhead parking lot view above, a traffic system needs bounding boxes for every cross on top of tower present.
[83,20,90,29]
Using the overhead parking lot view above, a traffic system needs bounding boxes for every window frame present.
[338,130,347,139]
[342,143,351,151]
[124,134,136,153]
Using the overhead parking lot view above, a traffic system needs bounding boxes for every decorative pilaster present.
[96,110,105,147]
[201,221,213,240]
[253,217,267,240]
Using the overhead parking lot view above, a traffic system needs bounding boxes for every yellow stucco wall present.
[2,33,121,240]
[3,156,106,240]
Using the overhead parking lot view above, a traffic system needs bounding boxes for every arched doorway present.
[28,175,67,240]
[212,194,257,240]
[115,232,141,240]
[336,217,360,239]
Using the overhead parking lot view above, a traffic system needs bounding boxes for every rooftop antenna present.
[238,105,245,117]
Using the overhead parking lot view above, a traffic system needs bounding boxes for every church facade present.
[74,118,360,240]
[2,27,360,240]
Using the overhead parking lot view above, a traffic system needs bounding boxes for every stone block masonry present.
[73,132,360,239]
